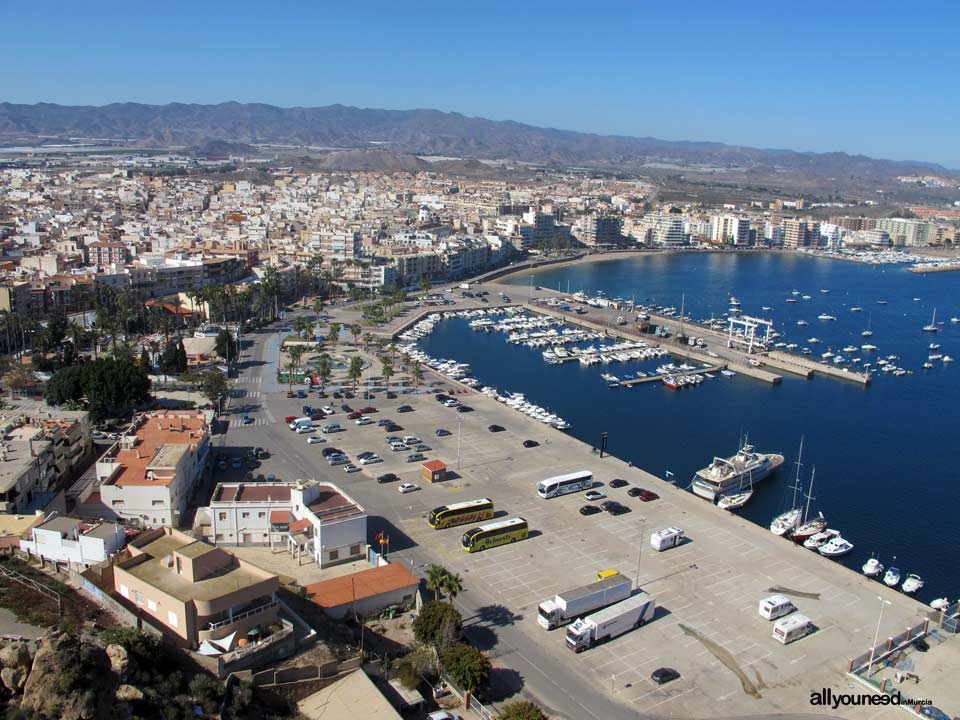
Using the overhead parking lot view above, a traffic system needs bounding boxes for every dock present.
[619,363,725,386]
[766,350,871,385]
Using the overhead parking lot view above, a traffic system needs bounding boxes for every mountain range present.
[0,101,955,184]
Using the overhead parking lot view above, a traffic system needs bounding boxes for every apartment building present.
[711,214,750,246]
[20,515,126,568]
[112,527,280,649]
[575,215,624,247]
[318,230,362,261]
[874,218,931,247]
[85,240,130,267]
[0,437,55,514]
[783,219,813,248]
[94,411,211,528]
[202,482,293,546]
[286,480,367,567]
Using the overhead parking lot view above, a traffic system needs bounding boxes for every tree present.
[4,366,33,396]
[200,370,229,408]
[287,345,306,386]
[499,700,548,720]
[412,601,462,652]
[315,354,332,391]
[442,643,491,696]
[215,328,234,362]
[312,297,324,321]
[139,346,151,370]
[381,357,394,387]
[426,564,449,602]
[348,356,363,389]
[361,332,373,350]
[327,323,341,346]
[441,572,463,605]
[420,278,432,298]
[45,357,150,422]
[350,324,361,346]
[412,361,423,390]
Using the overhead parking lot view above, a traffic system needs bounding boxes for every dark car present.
[579,505,601,516]
[341,403,353,412]
[523,440,540,448]
[321,447,343,458]
[488,424,505,433]
[609,478,629,488]
[435,428,451,437]
[332,391,342,399]
[651,668,680,685]
[377,418,393,427]
[296,390,307,398]
[377,473,399,484]
[386,392,398,399]
[256,448,270,459]
[360,406,377,414]
[397,405,413,413]
[609,504,631,515]
[628,487,659,501]
[344,391,355,399]
[385,424,403,432]
[347,411,363,420]
[435,394,450,403]
[255,474,266,483]
[456,405,473,413]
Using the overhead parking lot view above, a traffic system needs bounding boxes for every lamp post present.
[867,596,891,676]
[456,412,462,470]
[635,517,647,589]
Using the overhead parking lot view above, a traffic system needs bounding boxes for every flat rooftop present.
[0,439,52,493]
[212,483,292,504]
[110,412,207,487]
[305,484,364,522]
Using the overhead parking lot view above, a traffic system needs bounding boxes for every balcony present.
[205,599,279,631]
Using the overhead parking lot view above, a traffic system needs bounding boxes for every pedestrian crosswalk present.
[229,389,261,399]
[235,375,262,384]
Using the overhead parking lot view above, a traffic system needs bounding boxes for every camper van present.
[772,614,813,644]
[650,527,685,552]
[758,594,796,621]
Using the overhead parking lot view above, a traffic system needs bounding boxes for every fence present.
[442,672,498,720]
[0,561,62,616]
[848,618,930,676]
[251,655,362,688]
[70,568,163,638]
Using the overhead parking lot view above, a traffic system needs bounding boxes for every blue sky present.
[3,1,958,167]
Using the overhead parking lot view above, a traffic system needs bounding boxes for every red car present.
[627,487,659,502]
[284,415,297,425]
[347,411,362,420]
[359,406,377,414]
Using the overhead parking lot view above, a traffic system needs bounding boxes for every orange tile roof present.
[112,412,208,487]
[422,460,446,472]
[306,563,419,609]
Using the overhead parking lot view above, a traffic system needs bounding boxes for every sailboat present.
[861,314,874,338]
[922,308,939,333]
[771,440,804,536]
[790,468,827,542]
[717,468,754,510]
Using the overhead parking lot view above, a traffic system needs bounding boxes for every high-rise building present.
[711,215,750,246]
[874,218,931,247]
[783,219,810,248]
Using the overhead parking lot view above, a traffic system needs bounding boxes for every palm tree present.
[441,572,463,605]
[312,297,324,322]
[327,323,341,346]
[348,356,363,389]
[285,360,298,390]
[426,564,449,602]
[67,321,85,358]
[350,324,361,346]
[381,357,394,388]
[361,332,373,350]
[288,345,306,383]
[420,278,432,299]
[412,360,423,390]
[315,354,332,392]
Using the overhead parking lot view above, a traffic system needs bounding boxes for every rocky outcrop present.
[106,643,129,676]
[0,642,32,670]
[115,684,143,702]
[0,667,25,692]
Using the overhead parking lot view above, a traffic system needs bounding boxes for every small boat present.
[717,491,753,511]
[862,557,884,578]
[951,317,960,324]
[922,309,939,333]
[944,356,954,363]
[817,314,836,321]
[931,598,950,612]
[922,362,934,369]
[802,295,812,300]
[761,306,773,312]
[797,320,808,326]
[804,528,839,549]
[785,298,798,304]
[851,307,863,312]
[819,536,854,557]
[902,574,924,594]
[821,289,830,294]
[878,300,888,305]
[883,566,901,587]
[720,369,736,377]
[930,343,941,350]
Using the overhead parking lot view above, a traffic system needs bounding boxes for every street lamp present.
[635,517,647,589]
[456,412,463,470]
[867,596,891,676]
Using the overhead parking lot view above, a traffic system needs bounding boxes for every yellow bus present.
[461,517,529,552]
[429,498,495,529]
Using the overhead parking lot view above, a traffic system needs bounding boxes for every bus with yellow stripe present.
[428,498,495,529]
[461,517,529,552]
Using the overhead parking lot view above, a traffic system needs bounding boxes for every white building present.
[711,214,750,246]
[20,515,126,569]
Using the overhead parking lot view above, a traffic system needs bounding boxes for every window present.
[132,590,143,606]
[119,584,129,598]
[147,599,157,612]
[175,557,182,574]
[167,611,178,628]
[152,500,163,506]
[215,534,224,541]
[258,512,266,519]
[350,544,361,556]
[218,512,227,521]
[241,512,249,519]
[329,549,339,561]
[111,500,124,507]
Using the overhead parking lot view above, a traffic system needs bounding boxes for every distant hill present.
[0,101,954,184]
[318,149,428,173]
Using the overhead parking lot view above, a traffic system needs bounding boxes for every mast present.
[802,467,815,524]
[791,438,804,510]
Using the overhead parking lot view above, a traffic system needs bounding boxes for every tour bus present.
[537,471,593,499]
[461,517,529,552]
[429,498,495,529]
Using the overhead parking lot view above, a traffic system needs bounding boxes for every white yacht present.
[817,314,836,321]
[862,557,884,577]
[691,440,784,502]
[771,441,805,537]
[883,567,901,587]
[804,528,839,550]
[819,537,854,557]
[902,574,924,594]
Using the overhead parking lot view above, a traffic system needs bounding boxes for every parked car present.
[435,428,451,437]
[523,440,539,448]
[628,488,659,502]
[321,447,343,458]
[579,505,602,516]
[488,424,505,433]
[391,443,410,452]
[377,473,399,484]
[341,404,354,412]
[609,478,629,488]
[295,425,315,434]
[398,483,420,494]
[414,444,431,452]
[406,453,427,463]
[230,458,242,469]
[296,390,307,398]
[241,414,254,425]
[343,464,361,473]
[354,417,372,425]
[307,436,325,444]
[384,424,403,432]
[327,455,349,466]
[456,405,473,413]
[284,415,297,424]
[321,406,334,415]
[377,418,392,427]
[360,455,382,465]
[602,501,630,515]
[651,668,680,685]
[255,447,269,459]
[397,405,414,413]
[402,435,420,445]
[359,406,377,414]
[585,490,606,502]
[347,411,362,420]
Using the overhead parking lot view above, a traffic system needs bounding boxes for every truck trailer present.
[537,573,632,630]
[565,592,656,652]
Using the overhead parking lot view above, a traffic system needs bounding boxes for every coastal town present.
[0,146,956,720]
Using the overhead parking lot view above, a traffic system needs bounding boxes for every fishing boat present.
[770,440,805,536]
[902,574,924,594]
[931,598,950,612]
[791,469,827,542]
[819,536,854,557]
[803,528,839,549]
[922,309,939,333]
[817,314,836,321]
[883,566,902,587]
[862,557,884,578]
[797,320,808,326]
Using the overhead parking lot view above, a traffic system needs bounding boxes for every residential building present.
[783,219,812,249]
[874,218,931,247]
[319,231,363,261]
[94,411,211,527]
[711,214,750,246]
[112,527,280,649]
[575,215,623,247]
[286,480,366,567]
[202,482,294,546]
[305,562,419,619]
[85,241,130,267]
[20,515,126,568]
[0,437,55,514]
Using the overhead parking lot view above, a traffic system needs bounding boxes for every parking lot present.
[221,341,933,719]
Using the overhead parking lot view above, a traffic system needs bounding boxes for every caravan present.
[650,527,685,552]
[772,614,813,644]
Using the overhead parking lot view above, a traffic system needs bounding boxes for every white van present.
[772,613,812,644]
[289,417,311,430]
[650,527,684,552]
[758,594,796,620]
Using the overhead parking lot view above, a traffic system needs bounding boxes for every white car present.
[306,436,325,444]
[355,417,374,425]
[344,464,361,473]
[322,406,335,415]
[584,490,606,502]
[390,443,410,452]
[427,712,459,720]
[295,425,315,434]
[402,435,420,445]
[398,483,420,494]
[359,455,382,465]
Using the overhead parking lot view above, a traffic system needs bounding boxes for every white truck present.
[565,592,656,652]
[650,527,685,551]
[537,573,632,630]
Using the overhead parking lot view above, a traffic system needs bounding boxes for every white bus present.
[537,471,593,499]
